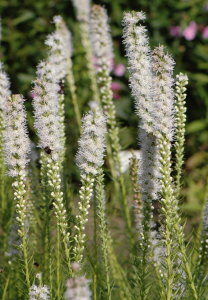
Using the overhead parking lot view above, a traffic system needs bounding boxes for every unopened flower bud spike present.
[174,73,188,199]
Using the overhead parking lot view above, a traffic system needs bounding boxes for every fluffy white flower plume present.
[65,277,92,300]
[152,45,176,141]
[72,0,91,23]
[45,15,73,81]
[122,11,154,134]
[0,62,10,111]
[90,5,114,69]
[32,61,62,161]
[4,94,31,178]
[76,106,107,175]
[0,62,11,162]
[122,11,161,204]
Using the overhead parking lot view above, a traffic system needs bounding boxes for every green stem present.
[96,169,111,300]
[63,240,73,278]
[93,186,97,300]
[192,178,208,266]
[119,169,134,250]
[107,234,132,300]
[22,233,30,293]
[2,272,10,300]
[166,226,171,300]
[47,218,53,298]
[175,224,198,300]
[56,224,60,300]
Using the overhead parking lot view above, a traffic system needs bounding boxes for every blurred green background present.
[1,0,208,223]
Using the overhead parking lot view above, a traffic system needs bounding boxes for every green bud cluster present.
[174,73,188,199]
[73,174,94,263]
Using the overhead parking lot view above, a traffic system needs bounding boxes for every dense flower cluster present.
[4,94,30,177]
[90,5,114,69]
[122,11,154,134]
[152,45,175,141]
[76,106,107,175]
[32,61,62,161]
[45,15,72,81]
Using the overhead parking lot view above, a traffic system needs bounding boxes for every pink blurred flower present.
[205,2,208,10]
[114,63,125,76]
[111,82,121,91]
[183,21,197,41]
[113,93,120,100]
[111,82,122,100]
[170,26,181,37]
[203,26,208,39]
[199,24,205,32]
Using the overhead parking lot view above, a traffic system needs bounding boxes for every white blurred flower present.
[119,150,140,173]
[29,283,50,300]
[65,277,92,300]
[72,0,91,23]
[0,62,10,111]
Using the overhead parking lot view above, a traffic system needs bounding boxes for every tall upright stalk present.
[4,94,31,293]
[90,5,133,248]
[95,168,111,300]
[72,0,100,104]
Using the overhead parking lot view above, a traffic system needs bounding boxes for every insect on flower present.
[44,146,53,155]
[34,262,40,268]
[0,269,4,273]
